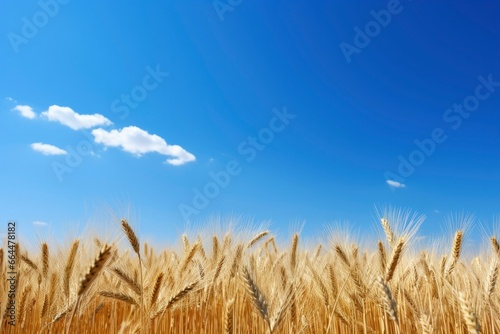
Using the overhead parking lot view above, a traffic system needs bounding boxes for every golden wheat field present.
[1,214,499,334]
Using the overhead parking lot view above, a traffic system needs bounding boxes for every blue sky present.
[1,1,499,243]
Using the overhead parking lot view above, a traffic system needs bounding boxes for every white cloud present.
[386,180,406,188]
[13,105,36,119]
[92,126,196,165]
[31,142,67,156]
[41,105,112,130]
[6,97,17,103]
[33,221,48,226]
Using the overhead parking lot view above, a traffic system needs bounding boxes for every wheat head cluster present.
[0,214,499,333]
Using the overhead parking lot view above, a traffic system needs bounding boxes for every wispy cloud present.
[6,97,17,103]
[33,221,48,226]
[13,105,36,119]
[41,105,112,130]
[386,179,406,188]
[31,142,67,156]
[92,126,196,165]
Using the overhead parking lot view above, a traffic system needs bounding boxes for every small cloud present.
[33,221,48,226]
[386,180,406,188]
[434,209,440,214]
[13,105,36,119]
[6,97,17,103]
[41,105,112,130]
[92,126,196,166]
[31,142,67,156]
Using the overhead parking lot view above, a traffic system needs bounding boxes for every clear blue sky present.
[1,1,499,243]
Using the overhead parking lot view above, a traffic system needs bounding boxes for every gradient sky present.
[1,1,499,243]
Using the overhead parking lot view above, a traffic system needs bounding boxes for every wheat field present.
[1,214,499,333]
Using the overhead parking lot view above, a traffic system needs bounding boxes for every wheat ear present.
[247,231,269,249]
[264,237,278,254]
[446,230,463,278]
[212,235,219,262]
[99,291,138,306]
[64,239,80,299]
[182,234,190,252]
[335,245,350,268]
[111,267,141,296]
[313,244,322,260]
[41,242,49,279]
[377,276,398,324]
[121,219,140,255]
[121,219,144,326]
[491,237,500,259]
[78,244,112,296]
[150,272,164,307]
[381,218,395,248]
[419,314,433,334]
[21,253,38,271]
[385,238,404,282]
[458,291,481,334]
[378,240,387,274]
[486,261,498,300]
[242,266,271,331]
[290,233,299,270]
[66,244,112,334]
[180,241,200,273]
[151,280,198,319]
[230,245,244,278]
[224,298,235,334]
